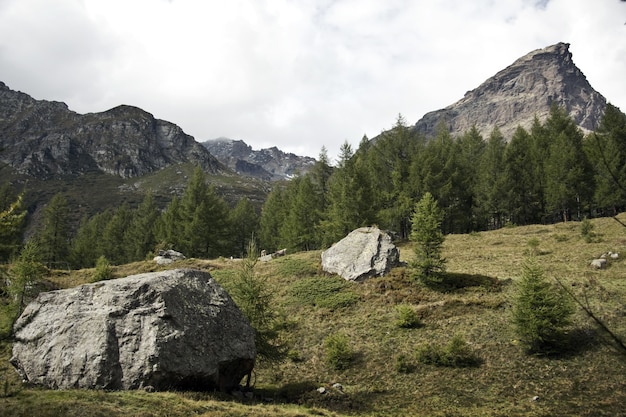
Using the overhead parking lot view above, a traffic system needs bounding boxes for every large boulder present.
[321,227,400,281]
[10,269,255,392]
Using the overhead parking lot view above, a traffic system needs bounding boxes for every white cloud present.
[0,0,624,160]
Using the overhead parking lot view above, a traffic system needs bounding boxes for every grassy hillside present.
[1,215,625,416]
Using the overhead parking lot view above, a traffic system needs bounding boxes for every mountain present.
[0,81,225,179]
[412,43,607,139]
[202,138,316,181]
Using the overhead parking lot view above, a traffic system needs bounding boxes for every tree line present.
[259,103,626,253]
[0,103,625,267]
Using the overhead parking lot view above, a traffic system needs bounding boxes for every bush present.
[394,304,421,328]
[324,332,353,370]
[512,257,574,354]
[289,276,358,310]
[395,354,415,373]
[415,335,480,367]
[229,240,287,363]
[93,256,114,282]
[580,217,596,243]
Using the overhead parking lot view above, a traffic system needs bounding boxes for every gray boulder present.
[11,269,255,392]
[321,227,400,281]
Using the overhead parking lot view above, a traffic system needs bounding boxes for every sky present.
[0,0,625,162]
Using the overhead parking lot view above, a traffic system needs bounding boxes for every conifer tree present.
[36,193,70,267]
[124,192,159,261]
[410,192,446,283]
[0,190,26,261]
[585,103,626,214]
[280,175,322,252]
[259,187,286,253]
[543,105,593,221]
[475,127,507,229]
[503,126,541,225]
[369,115,420,239]
[155,196,183,250]
[228,197,259,257]
[101,204,133,264]
[512,257,574,354]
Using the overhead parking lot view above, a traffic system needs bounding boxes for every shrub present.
[395,354,415,373]
[229,239,286,363]
[512,257,574,354]
[415,335,480,367]
[394,304,421,328]
[324,332,353,370]
[289,276,358,310]
[580,217,595,243]
[93,256,114,282]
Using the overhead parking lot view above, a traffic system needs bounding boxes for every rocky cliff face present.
[203,138,315,181]
[412,43,607,139]
[0,82,225,178]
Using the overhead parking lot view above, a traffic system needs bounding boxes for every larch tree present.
[36,193,70,267]
[410,192,446,284]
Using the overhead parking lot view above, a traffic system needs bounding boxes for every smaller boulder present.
[154,249,186,265]
[321,227,400,281]
[590,258,607,269]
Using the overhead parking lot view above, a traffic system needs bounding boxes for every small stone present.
[332,382,343,391]
[532,395,540,402]
[317,387,326,394]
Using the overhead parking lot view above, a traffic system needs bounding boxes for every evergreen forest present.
[1,103,626,268]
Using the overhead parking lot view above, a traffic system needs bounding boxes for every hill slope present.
[2,215,625,416]
[413,42,607,139]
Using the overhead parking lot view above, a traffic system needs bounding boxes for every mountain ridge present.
[412,42,607,139]
[202,138,316,181]
[0,82,226,179]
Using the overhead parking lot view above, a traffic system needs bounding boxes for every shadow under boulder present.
[11,269,255,392]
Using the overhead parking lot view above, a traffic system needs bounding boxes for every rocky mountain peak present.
[413,42,607,139]
[202,138,315,181]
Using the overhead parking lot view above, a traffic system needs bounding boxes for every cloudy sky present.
[1,0,625,161]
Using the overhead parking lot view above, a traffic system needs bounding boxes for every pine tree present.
[410,192,446,283]
[414,124,463,233]
[179,167,230,258]
[8,240,46,318]
[585,103,626,214]
[455,126,486,232]
[124,192,159,261]
[0,190,27,261]
[503,126,542,225]
[228,239,286,363]
[475,127,507,229]
[259,187,287,253]
[321,141,376,246]
[280,175,322,252]
[512,257,574,354]
[101,204,133,264]
[543,105,594,221]
[369,115,421,239]
[36,193,70,267]
[70,211,113,269]
[228,197,259,257]
[155,196,183,250]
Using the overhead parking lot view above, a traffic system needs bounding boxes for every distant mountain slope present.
[412,43,607,139]
[0,82,225,179]
[202,138,316,181]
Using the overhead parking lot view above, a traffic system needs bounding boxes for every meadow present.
[1,214,625,417]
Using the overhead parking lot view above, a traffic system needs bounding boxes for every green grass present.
[2,214,626,416]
